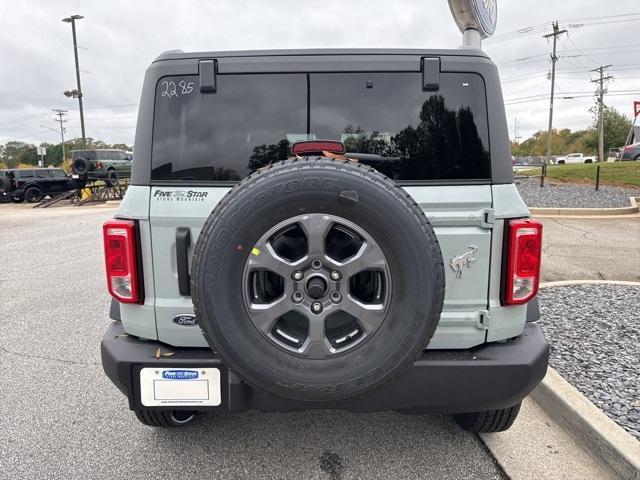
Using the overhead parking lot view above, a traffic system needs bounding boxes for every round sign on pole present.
[448,0,498,39]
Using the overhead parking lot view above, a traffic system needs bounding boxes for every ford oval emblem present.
[172,314,198,327]
[162,370,199,380]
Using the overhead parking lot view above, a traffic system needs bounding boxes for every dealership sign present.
[448,0,498,38]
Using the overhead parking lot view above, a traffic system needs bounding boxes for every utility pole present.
[591,65,613,163]
[52,109,68,164]
[543,22,567,168]
[62,15,86,148]
[513,117,521,143]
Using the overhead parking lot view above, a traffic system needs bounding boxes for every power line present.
[591,65,614,162]
[52,109,68,162]
[543,21,567,165]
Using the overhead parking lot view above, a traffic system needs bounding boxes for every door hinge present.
[481,209,495,228]
[468,309,490,330]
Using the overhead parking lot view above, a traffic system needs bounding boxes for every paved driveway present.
[0,205,504,480]
[539,216,640,282]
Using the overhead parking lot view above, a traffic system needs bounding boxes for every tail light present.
[502,219,542,305]
[103,219,142,304]
[97,162,103,169]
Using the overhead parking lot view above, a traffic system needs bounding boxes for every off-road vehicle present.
[71,149,132,186]
[101,4,548,432]
[0,168,83,203]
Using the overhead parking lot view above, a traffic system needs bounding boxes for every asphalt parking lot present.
[0,205,506,480]
[539,216,640,282]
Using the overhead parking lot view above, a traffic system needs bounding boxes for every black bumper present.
[101,321,548,414]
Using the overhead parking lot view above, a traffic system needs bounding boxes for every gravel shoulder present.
[538,285,640,440]
[516,177,640,208]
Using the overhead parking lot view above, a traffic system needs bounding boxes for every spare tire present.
[0,176,12,194]
[72,158,89,175]
[191,158,445,402]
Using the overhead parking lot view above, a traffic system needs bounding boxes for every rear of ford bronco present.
[101,48,548,431]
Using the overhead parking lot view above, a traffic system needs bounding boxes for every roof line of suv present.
[154,47,489,63]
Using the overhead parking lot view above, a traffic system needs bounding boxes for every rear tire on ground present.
[12,193,24,203]
[134,410,197,428]
[0,193,11,203]
[105,169,119,187]
[453,402,522,433]
[24,187,44,203]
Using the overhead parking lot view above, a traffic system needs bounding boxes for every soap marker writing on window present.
[160,80,195,99]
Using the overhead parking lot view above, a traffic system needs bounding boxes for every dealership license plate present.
[139,367,221,407]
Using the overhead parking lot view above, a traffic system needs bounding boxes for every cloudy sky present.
[1,0,639,146]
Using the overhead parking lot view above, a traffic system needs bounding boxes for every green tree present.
[583,106,631,154]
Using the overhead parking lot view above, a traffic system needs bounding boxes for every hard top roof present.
[154,47,488,63]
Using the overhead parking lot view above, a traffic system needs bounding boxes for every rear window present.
[72,150,97,161]
[151,72,490,183]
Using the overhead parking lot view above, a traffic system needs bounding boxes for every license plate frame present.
[139,367,221,407]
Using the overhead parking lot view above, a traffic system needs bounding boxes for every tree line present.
[512,107,632,158]
[0,137,132,169]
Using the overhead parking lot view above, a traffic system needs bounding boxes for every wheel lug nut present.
[311,302,323,314]
[292,291,304,303]
[330,291,342,303]
[292,271,304,281]
[330,271,341,281]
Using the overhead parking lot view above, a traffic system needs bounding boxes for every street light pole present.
[62,14,86,148]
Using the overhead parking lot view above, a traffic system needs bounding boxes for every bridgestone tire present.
[453,402,522,433]
[72,158,89,175]
[191,158,445,402]
[0,176,11,194]
[134,410,197,428]
[25,187,44,203]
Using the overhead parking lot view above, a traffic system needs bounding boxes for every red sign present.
[635,101,640,117]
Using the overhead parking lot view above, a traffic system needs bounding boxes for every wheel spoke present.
[340,241,386,279]
[341,296,385,334]
[248,297,290,334]
[246,241,294,278]
[301,316,332,357]
[298,214,332,257]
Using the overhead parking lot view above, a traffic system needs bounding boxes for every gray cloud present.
[1,0,638,146]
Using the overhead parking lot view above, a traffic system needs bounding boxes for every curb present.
[530,197,638,217]
[531,368,640,480]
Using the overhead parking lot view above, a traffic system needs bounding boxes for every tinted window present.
[152,72,490,182]
[153,74,307,181]
[16,170,34,178]
[36,170,50,178]
[72,150,97,161]
[50,169,68,178]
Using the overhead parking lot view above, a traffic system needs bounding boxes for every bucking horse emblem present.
[450,245,478,278]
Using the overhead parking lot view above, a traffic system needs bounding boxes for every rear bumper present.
[101,321,548,414]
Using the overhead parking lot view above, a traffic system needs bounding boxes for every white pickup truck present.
[554,153,597,164]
